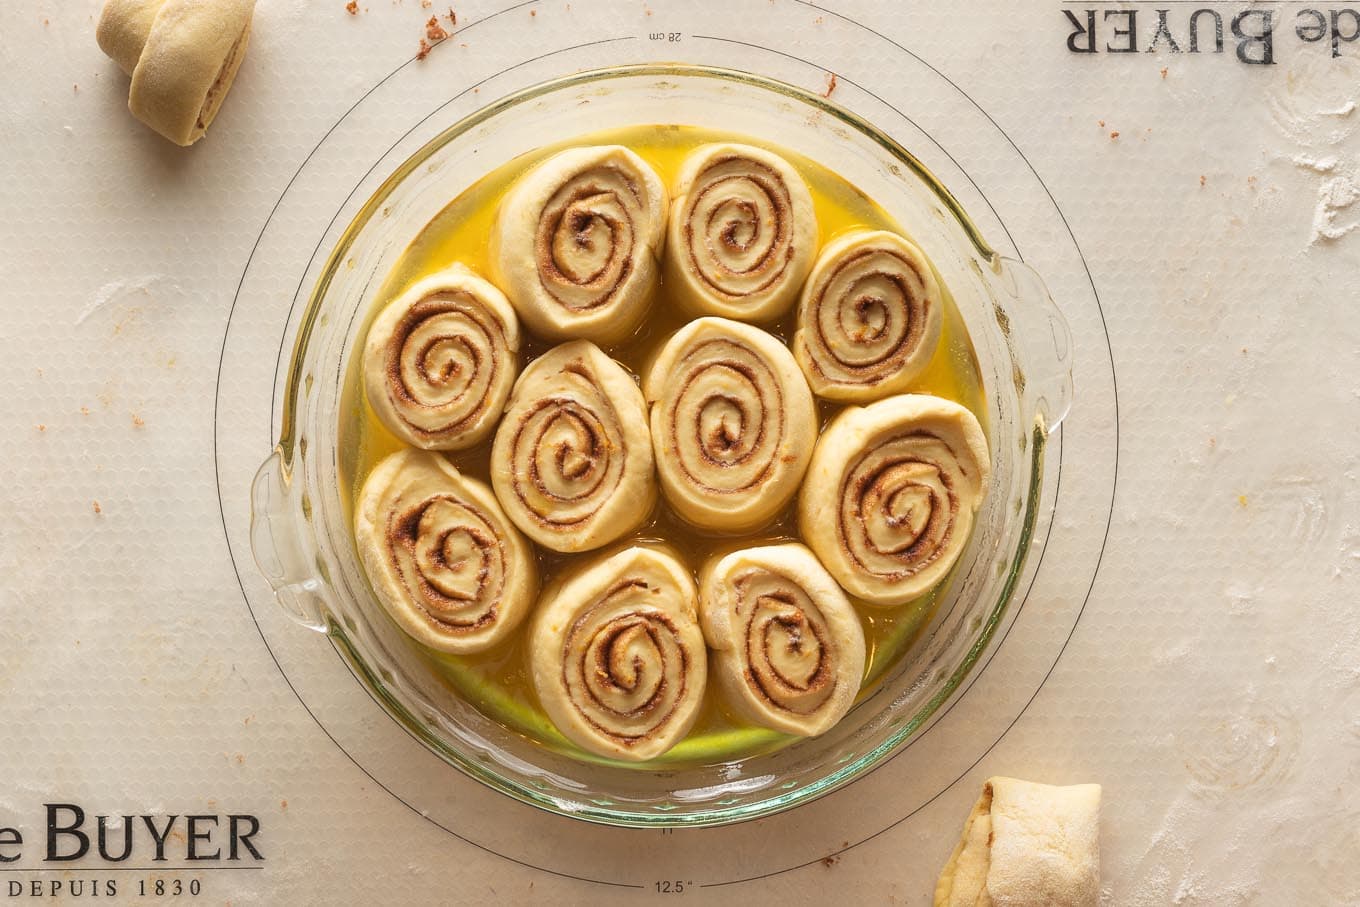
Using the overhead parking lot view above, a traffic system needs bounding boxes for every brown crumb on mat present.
[93,501,102,515]
[421,0,432,6]
[446,6,457,25]
[821,855,839,868]
[1109,130,1120,139]
[1097,119,1105,127]
[1160,67,1168,78]
[426,15,448,40]
[416,37,432,59]
[1200,175,1207,187]
[822,72,838,97]
[345,0,358,13]
[132,413,145,428]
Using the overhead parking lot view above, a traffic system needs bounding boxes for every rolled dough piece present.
[665,143,818,322]
[793,229,944,402]
[644,317,816,532]
[798,394,990,606]
[354,450,538,654]
[528,546,706,761]
[363,264,521,451]
[698,544,864,737]
[490,145,668,344]
[934,777,1102,907]
[97,0,256,145]
[490,341,656,553]
[96,0,167,76]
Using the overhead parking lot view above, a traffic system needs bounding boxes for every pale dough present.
[643,316,816,532]
[793,229,944,402]
[935,777,1102,907]
[353,450,538,655]
[97,0,256,145]
[490,146,668,345]
[490,340,656,553]
[798,394,990,606]
[698,544,864,737]
[96,0,168,76]
[363,264,521,452]
[666,143,819,322]
[528,546,707,761]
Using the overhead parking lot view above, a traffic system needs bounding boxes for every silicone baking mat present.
[2,0,1356,903]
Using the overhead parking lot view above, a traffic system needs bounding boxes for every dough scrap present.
[935,777,1101,907]
[97,0,256,145]
[96,0,167,76]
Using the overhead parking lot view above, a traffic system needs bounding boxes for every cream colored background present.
[2,0,1358,903]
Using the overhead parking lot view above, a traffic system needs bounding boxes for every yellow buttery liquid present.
[337,124,987,766]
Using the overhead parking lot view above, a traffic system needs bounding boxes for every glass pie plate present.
[247,64,1074,828]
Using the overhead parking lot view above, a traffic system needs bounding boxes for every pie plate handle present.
[249,447,330,632]
[995,258,1074,434]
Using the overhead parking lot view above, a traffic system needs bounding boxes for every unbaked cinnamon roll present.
[643,317,815,532]
[354,450,538,654]
[529,546,707,761]
[363,264,520,451]
[799,395,990,606]
[490,145,668,345]
[490,340,655,552]
[699,544,865,737]
[666,143,818,322]
[793,230,943,401]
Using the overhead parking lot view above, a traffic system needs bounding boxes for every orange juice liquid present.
[337,124,987,766]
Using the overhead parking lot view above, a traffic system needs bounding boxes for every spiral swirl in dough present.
[699,544,865,737]
[354,450,538,653]
[363,265,520,451]
[793,230,944,402]
[490,145,668,345]
[799,395,990,606]
[644,317,815,532]
[529,546,707,761]
[666,143,819,322]
[491,340,656,553]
